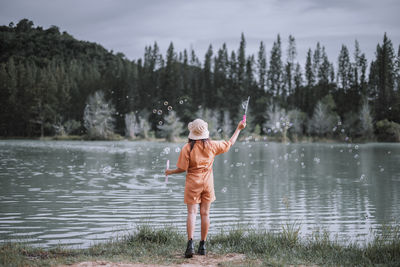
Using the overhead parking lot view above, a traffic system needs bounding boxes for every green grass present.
[1,224,399,266]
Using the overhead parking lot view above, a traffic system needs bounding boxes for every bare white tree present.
[157,111,184,142]
[83,91,115,139]
[307,101,336,136]
[264,106,291,142]
[359,100,374,138]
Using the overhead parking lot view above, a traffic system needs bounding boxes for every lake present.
[0,140,399,248]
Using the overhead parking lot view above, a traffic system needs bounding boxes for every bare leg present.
[186,204,198,240]
[200,202,211,241]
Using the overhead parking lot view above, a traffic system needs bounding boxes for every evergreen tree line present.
[1,19,399,141]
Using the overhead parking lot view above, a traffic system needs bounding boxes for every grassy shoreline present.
[1,225,399,266]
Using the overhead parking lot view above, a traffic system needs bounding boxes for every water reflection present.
[0,140,399,248]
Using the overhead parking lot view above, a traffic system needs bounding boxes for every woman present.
[165,118,246,258]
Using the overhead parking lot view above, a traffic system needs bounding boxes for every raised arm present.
[165,168,186,176]
[229,121,246,146]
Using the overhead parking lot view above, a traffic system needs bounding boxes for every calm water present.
[0,140,399,248]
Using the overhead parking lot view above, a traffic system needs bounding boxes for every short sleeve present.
[176,144,189,170]
[213,140,232,156]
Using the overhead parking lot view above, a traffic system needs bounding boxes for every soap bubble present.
[234,148,239,152]
[158,121,163,125]
[354,154,359,159]
[355,145,359,150]
[341,129,345,133]
[250,161,254,165]
[357,161,360,165]
[175,147,180,153]
[248,153,252,157]
[380,168,384,172]
[300,153,304,157]
[167,106,173,111]
[313,157,320,164]
[340,149,343,153]
[270,159,275,164]
[221,187,227,193]
[264,143,268,147]
[388,151,391,155]
[247,182,252,188]
[157,110,162,115]
[102,166,112,174]
[224,159,228,164]
[332,127,337,132]
[179,100,184,104]
[163,147,170,154]
[153,109,157,114]
[164,101,168,106]
[360,174,366,181]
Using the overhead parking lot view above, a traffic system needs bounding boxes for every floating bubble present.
[234,148,239,152]
[270,159,275,164]
[250,161,254,165]
[357,161,360,165]
[221,187,227,193]
[264,143,268,147]
[236,162,243,167]
[158,121,163,125]
[247,182,252,188]
[360,174,366,181]
[338,121,342,126]
[179,100,184,104]
[163,147,170,154]
[102,166,112,174]
[248,153,252,157]
[259,173,263,176]
[230,174,234,178]
[230,164,234,167]
[167,106,173,111]
[242,175,246,178]
[388,151,391,155]
[294,158,299,162]
[354,154,359,159]
[341,129,345,133]
[175,147,180,153]
[248,144,252,148]
[153,109,157,113]
[340,149,343,153]
[388,106,392,110]
[380,168,384,172]
[224,159,228,164]
[332,127,337,132]
[313,157,320,164]
[157,110,163,115]
[126,95,129,98]
[164,101,168,106]
[300,153,304,157]
[349,149,353,153]
[355,145,359,150]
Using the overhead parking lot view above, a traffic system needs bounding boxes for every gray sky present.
[1,0,399,67]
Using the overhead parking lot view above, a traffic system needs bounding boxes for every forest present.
[0,19,399,141]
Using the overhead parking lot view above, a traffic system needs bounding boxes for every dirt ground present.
[58,253,248,267]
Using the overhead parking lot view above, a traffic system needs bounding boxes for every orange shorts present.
[184,174,216,204]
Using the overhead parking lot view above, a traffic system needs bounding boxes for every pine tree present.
[238,33,246,90]
[305,49,314,87]
[369,33,396,121]
[267,35,283,106]
[313,42,322,84]
[285,35,297,95]
[337,45,352,91]
[257,41,267,91]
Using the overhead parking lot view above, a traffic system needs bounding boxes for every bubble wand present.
[242,96,250,123]
[165,160,169,183]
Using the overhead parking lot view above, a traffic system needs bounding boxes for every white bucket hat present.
[188,119,209,140]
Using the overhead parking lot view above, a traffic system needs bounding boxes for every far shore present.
[0,134,390,144]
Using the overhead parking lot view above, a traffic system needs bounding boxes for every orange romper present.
[176,140,232,204]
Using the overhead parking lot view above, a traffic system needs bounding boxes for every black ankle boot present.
[185,239,194,258]
[197,240,206,255]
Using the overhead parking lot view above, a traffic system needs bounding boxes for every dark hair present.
[189,138,210,152]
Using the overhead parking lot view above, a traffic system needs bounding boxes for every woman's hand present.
[165,169,173,176]
[237,120,246,130]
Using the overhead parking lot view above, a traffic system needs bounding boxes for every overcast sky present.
[1,0,399,66]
